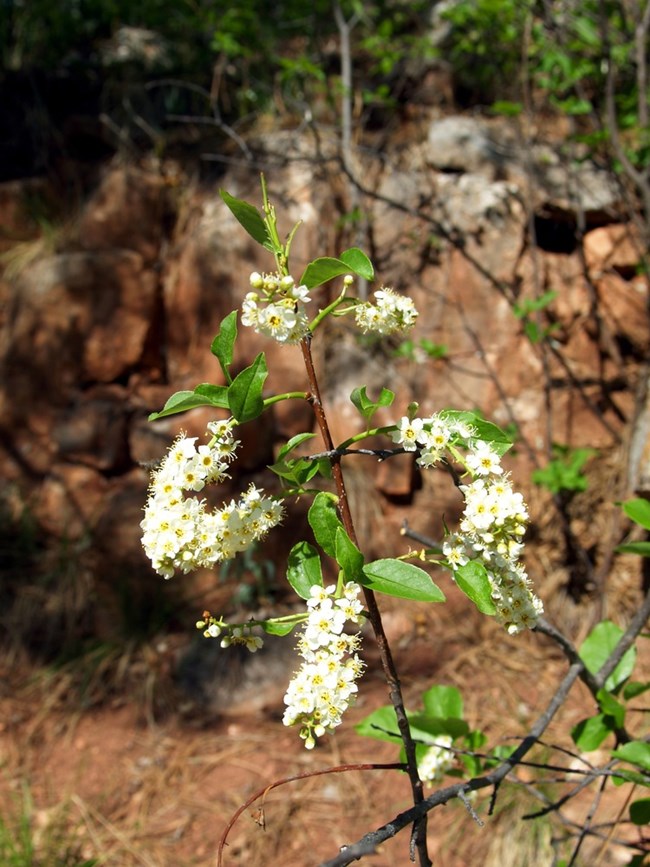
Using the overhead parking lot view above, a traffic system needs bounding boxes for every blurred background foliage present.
[0,0,647,180]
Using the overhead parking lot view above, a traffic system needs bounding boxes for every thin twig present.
[216,762,405,866]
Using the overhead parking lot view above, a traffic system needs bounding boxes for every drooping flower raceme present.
[391,411,543,634]
[283,582,366,749]
[141,418,283,579]
[355,287,418,336]
[241,271,310,344]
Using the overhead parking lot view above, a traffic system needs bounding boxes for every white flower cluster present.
[355,287,418,336]
[391,413,474,469]
[141,418,283,579]
[391,412,543,634]
[283,582,366,749]
[417,737,454,785]
[241,271,311,344]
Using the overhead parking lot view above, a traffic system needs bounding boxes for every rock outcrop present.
[0,119,647,653]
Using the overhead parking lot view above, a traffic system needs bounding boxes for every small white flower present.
[466,441,503,476]
[392,416,425,451]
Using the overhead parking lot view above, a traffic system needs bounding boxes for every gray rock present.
[426,116,506,179]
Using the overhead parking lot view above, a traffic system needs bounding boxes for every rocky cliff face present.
[1,119,647,654]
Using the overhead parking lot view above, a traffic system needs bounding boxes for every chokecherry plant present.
[141,178,649,866]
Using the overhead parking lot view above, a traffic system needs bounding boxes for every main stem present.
[300,335,431,867]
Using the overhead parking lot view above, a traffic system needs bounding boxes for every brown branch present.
[319,592,650,866]
[299,332,431,866]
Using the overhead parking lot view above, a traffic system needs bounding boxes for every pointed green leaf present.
[277,432,317,461]
[375,387,395,408]
[287,541,323,600]
[621,498,650,531]
[612,741,650,773]
[148,390,223,421]
[611,769,650,786]
[623,681,650,701]
[220,189,273,250]
[308,492,342,557]
[615,541,650,556]
[210,311,238,383]
[439,410,513,455]
[193,383,229,408]
[579,621,637,691]
[339,247,375,281]
[597,689,626,728]
[454,560,496,615]
[335,527,364,581]
[227,353,267,422]
[350,385,395,425]
[268,457,321,486]
[300,257,353,290]
[355,705,401,742]
[360,559,445,602]
[350,385,373,418]
[629,798,650,825]
[571,714,613,751]
[262,620,298,636]
[422,685,464,720]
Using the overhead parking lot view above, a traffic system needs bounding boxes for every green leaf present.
[612,741,650,773]
[220,189,273,251]
[596,689,625,728]
[422,685,464,720]
[316,457,333,479]
[615,541,650,557]
[335,527,364,581]
[350,385,395,425]
[621,498,650,531]
[300,257,356,290]
[579,621,637,691]
[454,561,496,615]
[356,703,467,747]
[210,311,238,383]
[277,432,317,462]
[262,620,298,636]
[287,541,323,600]
[355,705,401,742]
[461,729,488,776]
[308,493,343,557]
[513,290,558,319]
[629,797,650,825]
[360,559,445,603]
[268,457,322,487]
[408,713,469,739]
[148,390,223,421]
[623,681,650,701]
[438,410,513,456]
[490,100,523,116]
[611,768,650,786]
[571,714,613,751]
[299,248,374,289]
[193,383,230,408]
[338,247,375,281]
[227,353,267,422]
